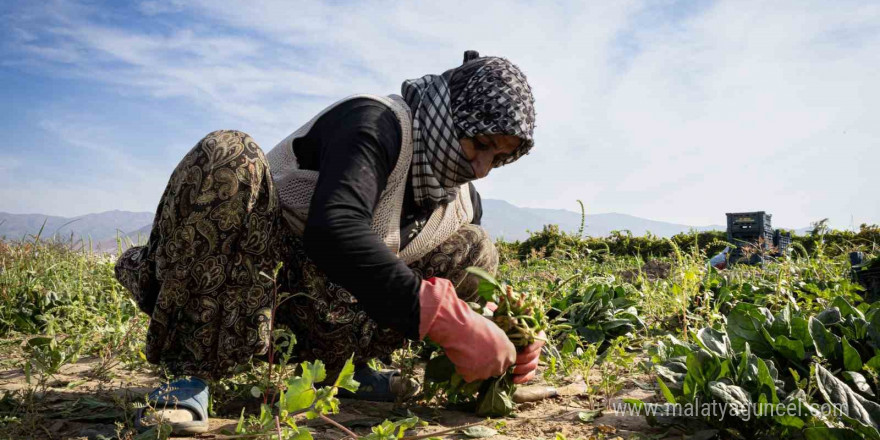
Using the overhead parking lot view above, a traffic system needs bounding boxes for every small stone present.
[557,380,588,396]
[512,385,558,403]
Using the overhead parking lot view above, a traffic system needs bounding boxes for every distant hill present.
[3,202,809,251]
[481,199,724,241]
[0,210,154,247]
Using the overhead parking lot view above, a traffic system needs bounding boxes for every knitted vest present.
[265,94,474,264]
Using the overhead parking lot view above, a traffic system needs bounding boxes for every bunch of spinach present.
[423,268,547,417]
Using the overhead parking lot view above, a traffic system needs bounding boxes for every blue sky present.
[1,0,878,229]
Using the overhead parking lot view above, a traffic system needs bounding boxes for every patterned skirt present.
[114,130,497,380]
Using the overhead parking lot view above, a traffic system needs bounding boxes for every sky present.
[0,0,877,229]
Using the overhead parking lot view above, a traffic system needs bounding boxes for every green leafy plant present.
[234,356,360,439]
[643,298,880,439]
[548,279,645,352]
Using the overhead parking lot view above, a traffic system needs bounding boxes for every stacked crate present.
[773,230,792,254]
[726,212,788,265]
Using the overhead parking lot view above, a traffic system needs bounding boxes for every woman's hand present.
[419,278,517,382]
[485,302,543,383]
[512,331,545,384]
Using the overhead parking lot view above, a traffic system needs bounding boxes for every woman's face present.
[459,134,522,179]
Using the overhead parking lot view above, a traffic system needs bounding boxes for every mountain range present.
[4,200,804,251]
[480,199,724,241]
[0,210,155,247]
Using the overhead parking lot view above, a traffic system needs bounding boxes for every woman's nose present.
[471,153,492,178]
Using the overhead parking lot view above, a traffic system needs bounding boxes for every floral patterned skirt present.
[114,130,497,379]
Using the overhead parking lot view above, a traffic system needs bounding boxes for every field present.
[1,221,879,440]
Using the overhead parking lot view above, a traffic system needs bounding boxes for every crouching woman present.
[115,50,542,434]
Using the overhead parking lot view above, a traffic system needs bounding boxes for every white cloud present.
[2,0,878,228]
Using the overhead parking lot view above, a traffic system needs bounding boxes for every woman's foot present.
[136,377,210,435]
[337,366,421,402]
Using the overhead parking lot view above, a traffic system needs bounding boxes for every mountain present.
[5,202,803,250]
[0,210,155,245]
[481,199,724,241]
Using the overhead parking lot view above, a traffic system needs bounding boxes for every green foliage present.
[645,300,880,438]
[361,417,420,440]
[549,279,645,351]
[235,356,361,439]
[0,239,139,338]
[4,217,880,438]
[509,222,880,261]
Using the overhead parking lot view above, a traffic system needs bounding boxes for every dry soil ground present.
[0,356,676,440]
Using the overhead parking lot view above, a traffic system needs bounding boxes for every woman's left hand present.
[511,331,545,384]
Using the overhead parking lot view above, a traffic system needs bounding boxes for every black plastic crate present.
[730,234,772,250]
[773,230,792,254]
[730,229,775,250]
[726,212,773,237]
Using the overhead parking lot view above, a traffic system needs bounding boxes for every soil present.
[0,356,679,440]
[619,261,672,283]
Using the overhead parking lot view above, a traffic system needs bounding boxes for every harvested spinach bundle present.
[423,267,547,417]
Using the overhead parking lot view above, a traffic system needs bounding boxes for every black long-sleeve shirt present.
[293,98,482,340]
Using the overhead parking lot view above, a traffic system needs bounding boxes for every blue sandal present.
[136,377,210,435]
[338,367,420,402]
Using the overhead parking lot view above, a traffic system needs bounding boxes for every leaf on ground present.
[577,409,602,423]
[462,425,499,438]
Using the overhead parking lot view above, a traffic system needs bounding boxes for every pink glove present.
[485,302,544,384]
[419,277,516,383]
[512,331,545,384]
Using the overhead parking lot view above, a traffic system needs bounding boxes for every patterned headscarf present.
[402,50,536,209]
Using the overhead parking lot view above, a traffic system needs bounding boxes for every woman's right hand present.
[418,277,516,382]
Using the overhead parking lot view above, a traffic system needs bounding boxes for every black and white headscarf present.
[402,51,536,209]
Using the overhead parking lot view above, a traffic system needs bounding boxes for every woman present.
[115,50,540,434]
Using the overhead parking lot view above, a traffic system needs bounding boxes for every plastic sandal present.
[337,367,420,402]
[135,377,210,435]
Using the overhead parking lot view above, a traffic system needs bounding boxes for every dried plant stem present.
[319,414,360,439]
[400,420,487,440]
